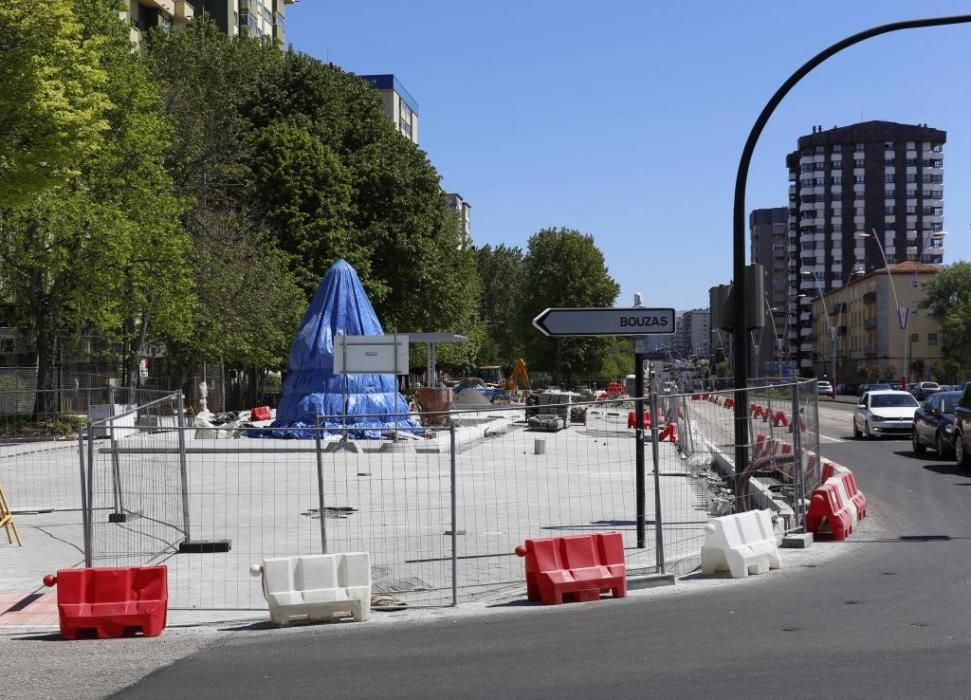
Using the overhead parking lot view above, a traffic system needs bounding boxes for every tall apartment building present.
[677,309,711,359]
[446,193,472,248]
[122,1,295,45]
[360,74,420,144]
[785,121,946,375]
[750,207,789,376]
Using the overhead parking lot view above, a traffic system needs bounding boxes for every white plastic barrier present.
[250,552,371,625]
[825,476,859,528]
[700,510,782,579]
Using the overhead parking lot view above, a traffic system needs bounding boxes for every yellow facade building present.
[810,261,942,387]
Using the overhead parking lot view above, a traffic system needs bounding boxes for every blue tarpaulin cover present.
[256,259,420,439]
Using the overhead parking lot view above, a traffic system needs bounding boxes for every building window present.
[906,205,917,215]
[883,174,894,184]
[906,158,918,166]
[831,176,843,185]
[831,160,842,169]
[931,144,943,153]
[854,159,865,167]
[908,174,919,183]
[884,158,895,166]
[929,333,939,345]
[884,206,895,215]
[832,144,843,153]
[911,333,919,343]
[931,222,944,232]
[801,164,815,173]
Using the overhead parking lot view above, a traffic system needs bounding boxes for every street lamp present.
[730,14,971,476]
[800,271,837,398]
[854,229,946,389]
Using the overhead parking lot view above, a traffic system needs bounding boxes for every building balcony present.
[863,291,877,304]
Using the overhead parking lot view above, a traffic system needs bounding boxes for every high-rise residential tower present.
[750,207,789,376]
[785,121,946,375]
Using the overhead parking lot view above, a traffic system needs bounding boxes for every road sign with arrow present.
[532,307,676,337]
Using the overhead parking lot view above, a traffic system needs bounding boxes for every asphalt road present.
[108,401,971,699]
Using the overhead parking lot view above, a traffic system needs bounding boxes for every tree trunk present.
[33,303,57,419]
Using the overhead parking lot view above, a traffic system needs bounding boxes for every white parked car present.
[816,381,833,396]
[854,390,920,439]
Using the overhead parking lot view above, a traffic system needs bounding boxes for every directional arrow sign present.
[532,307,676,337]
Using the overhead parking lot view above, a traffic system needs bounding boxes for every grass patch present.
[0,414,88,439]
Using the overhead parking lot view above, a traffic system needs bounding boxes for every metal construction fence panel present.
[36,380,817,611]
[0,387,176,512]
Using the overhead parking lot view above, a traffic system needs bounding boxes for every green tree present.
[0,0,191,413]
[0,0,110,205]
[518,228,620,381]
[920,261,971,372]
[475,244,526,365]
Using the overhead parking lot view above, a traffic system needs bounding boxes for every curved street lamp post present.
[731,14,971,476]
[799,271,837,398]
[854,229,947,389]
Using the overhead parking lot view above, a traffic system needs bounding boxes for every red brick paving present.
[0,592,58,626]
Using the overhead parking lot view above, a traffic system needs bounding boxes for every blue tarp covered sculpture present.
[259,259,421,439]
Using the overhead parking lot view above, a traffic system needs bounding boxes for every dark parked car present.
[910,381,941,401]
[912,390,960,457]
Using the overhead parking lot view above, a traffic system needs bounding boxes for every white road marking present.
[819,434,847,443]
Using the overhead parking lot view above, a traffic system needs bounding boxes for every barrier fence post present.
[450,423,458,607]
[78,426,91,567]
[634,353,646,548]
[649,383,665,573]
[791,381,805,530]
[86,420,94,567]
[176,391,191,540]
[314,413,327,554]
[107,385,124,519]
[812,384,822,492]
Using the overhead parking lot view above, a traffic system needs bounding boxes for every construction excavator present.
[471,360,531,403]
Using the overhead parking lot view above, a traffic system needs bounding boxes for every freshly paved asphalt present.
[113,402,971,699]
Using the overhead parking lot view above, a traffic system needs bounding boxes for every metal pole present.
[450,424,458,607]
[831,329,838,399]
[78,426,91,567]
[733,13,971,483]
[86,421,94,568]
[315,413,327,554]
[107,385,122,518]
[176,391,191,541]
[649,380,665,573]
[634,352,646,548]
[791,381,805,530]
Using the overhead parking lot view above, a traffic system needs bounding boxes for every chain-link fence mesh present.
[1,380,823,611]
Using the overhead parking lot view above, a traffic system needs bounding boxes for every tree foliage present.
[920,262,971,371]
[518,228,620,378]
[0,0,111,205]
[475,244,526,366]
[0,0,191,409]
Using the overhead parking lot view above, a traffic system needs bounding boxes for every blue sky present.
[287,1,971,310]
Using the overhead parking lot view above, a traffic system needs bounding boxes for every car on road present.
[854,390,920,439]
[816,381,833,396]
[912,390,960,457]
[909,381,941,401]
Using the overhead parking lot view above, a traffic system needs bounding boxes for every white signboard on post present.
[333,335,409,375]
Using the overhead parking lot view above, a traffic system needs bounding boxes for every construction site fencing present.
[0,387,177,512]
[684,378,821,532]
[68,382,819,611]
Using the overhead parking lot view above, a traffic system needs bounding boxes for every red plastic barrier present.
[751,404,763,419]
[724,398,735,409]
[806,484,853,540]
[691,394,703,401]
[828,471,867,520]
[659,423,678,443]
[251,406,271,421]
[755,434,769,459]
[43,566,168,639]
[515,533,626,605]
[821,461,849,482]
[771,411,789,428]
[627,411,652,429]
